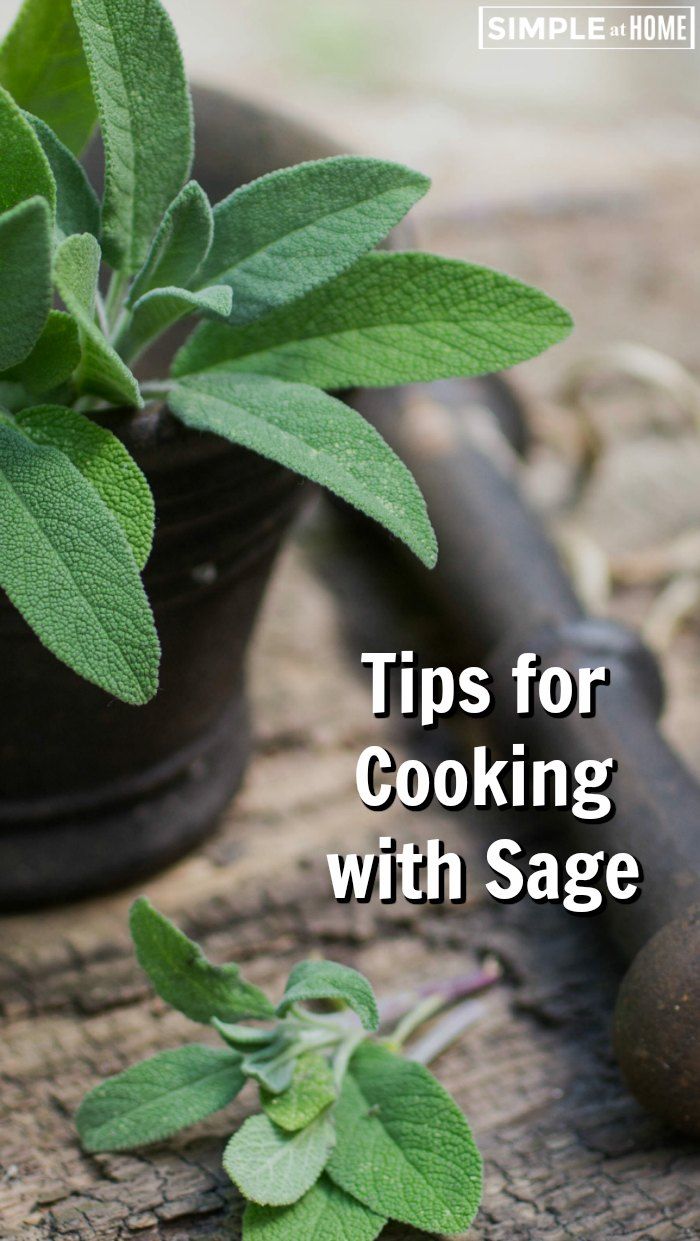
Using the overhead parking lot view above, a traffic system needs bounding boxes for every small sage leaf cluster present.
[77,899,483,1238]
[0,0,572,705]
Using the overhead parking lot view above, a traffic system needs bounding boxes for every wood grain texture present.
[0,536,698,1240]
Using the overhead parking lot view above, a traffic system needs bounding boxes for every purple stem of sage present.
[407,998,489,1067]
[377,958,502,1029]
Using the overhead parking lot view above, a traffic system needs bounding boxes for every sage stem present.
[407,999,488,1067]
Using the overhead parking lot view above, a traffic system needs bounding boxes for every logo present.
[478,5,695,50]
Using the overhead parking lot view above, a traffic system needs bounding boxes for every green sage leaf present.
[0,197,52,371]
[243,1176,386,1241]
[241,1037,297,1096]
[327,1042,482,1234]
[130,897,276,1024]
[128,181,213,304]
[26,112,100,240]
[279,960,379,1033]
[53,233,143,408]
[15,405,154,568]
[0,0,96,155]
[213,1020,277,1052]
[117,285,233,365]
[167,371,437,568]
[72,0,193,273]
[223,1112,336,1207]
[262,1053,337,1132]
[0,423,159,703]
[197,156,430,324]
[1,311,80,395]
[0,86,55,216]
[76,1044,244,1152]
[174,251,573,387]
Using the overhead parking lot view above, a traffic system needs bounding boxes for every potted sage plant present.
[0,0,572,905]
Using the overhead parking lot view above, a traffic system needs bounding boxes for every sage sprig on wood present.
[77,899,485,1239]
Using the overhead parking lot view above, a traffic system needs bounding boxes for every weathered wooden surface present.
[0,532,698,1241]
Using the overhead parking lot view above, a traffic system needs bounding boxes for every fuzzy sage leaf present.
[72,0,193,273]
[327,1041,482,1234]
[0,197,52,371]
[278,960,379,1032]
[15,405,155,568]
[76,1045,245,1152]
[53,233,143,408]
[174,250,573,387]
[167,371,437,568]
[197,156,430,324]
[241,1036,297,1096]
[25,112,100,240]
[130,897,275,1024]
[243,1176,386,1241]
[128,181,214,305]
[213,1020,278,1052]
[0,422,159,703]
[0,86,55,217]
[77,905,487,1234]
[1,311,80,396]
[0,0,96,155]
[261,1053,337,1132]
[117,285,233,365]
[223,1111,336,1207]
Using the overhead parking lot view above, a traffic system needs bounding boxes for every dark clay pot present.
[0,89,341,908]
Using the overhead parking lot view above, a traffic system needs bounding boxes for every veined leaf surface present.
[0,85,55,216]
[0,197,52,371]
[0,423,159,703]
[198,156,430,324]
[261,1053,337,1133]
[53,233,142,408]
[224,1112,336,1207]
[0,0,96,154]
[16,404,154,568]
[118,285,232,364]
[174,251,573,387]
[76,1045,245,1152]
[0,311,80,395]
[26,112,100,240]
[72,0,193,272]
[328,1042,482,1234]
[278,959,379,1032]
[243,1176,386,1241]
[128,181,213,304]
[129,898,276,1024]
[168,371,437,568]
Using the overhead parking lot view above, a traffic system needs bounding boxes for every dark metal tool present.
[353,380,700,1137]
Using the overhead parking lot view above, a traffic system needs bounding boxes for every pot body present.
[0,89,338,907]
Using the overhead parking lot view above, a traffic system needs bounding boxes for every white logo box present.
[478,5,696,50]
